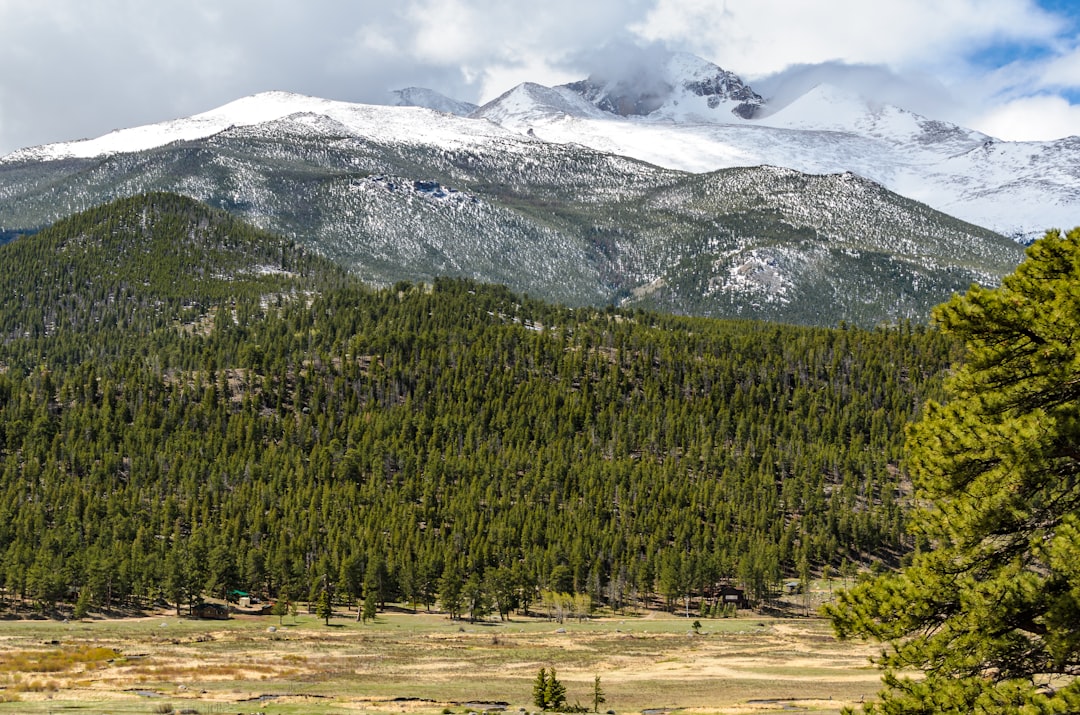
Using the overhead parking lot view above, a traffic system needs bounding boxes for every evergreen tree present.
[271,598,288,625]
[544,668,567,711]
[362,588,377,624]
[440,564,464,621]
[533,668,549,711]
[592,674,605,713]
[826,227,1080,713]
[486,565,518,621]
[316,588,332,626]
[339,553,365,614]
[72,588,92,620]
[464,572,491,623]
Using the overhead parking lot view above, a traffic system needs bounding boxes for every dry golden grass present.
[0,608,882,714]
[0,645,120,673]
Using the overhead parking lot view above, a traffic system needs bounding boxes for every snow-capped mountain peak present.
[0,52,1076,241]
[2,91,338,162]
[1,90,514,164]
[390,87,478,117]
[752,82,986,147]
[463,56,1076,240]
[471,82,608,128]
[560,51,764,121]
[755,82,879,131]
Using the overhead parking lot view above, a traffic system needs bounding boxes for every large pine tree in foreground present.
[826,228,1080,713]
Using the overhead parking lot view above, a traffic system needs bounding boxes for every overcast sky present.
[1,0,1078,156]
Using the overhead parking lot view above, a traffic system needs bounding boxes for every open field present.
[0,608,882,715]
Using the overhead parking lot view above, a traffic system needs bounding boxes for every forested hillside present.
[0,194,958,616]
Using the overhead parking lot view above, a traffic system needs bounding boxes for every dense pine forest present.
[0,193,958,618]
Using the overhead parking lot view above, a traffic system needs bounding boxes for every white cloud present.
[972,94,1080,140]
[751,62,957,119]
[405,0,485,65]
[343,25,401,58]
[0,0,1079,153]
[1041,46,1080,87]
[633,0,1064,78]
[398,0,657,99]
[627,0,1080,140]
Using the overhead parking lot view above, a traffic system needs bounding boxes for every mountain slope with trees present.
[0,194,958,616]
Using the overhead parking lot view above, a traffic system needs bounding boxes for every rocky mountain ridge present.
[4,52,1074,240]
[558,52,766,120]
[457,55,1077,242]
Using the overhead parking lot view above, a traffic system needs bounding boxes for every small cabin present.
[191,602,230,620]
[718,585,747,608]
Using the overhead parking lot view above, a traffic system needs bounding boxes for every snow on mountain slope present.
[466,53,1076,239]
[2,50,1075,240]
[1,91,516,163]
[391,87,477,116]
[471,82,609,127]
[753,83,991,163]
[922,136,1080,235]
[481,75,1075,240]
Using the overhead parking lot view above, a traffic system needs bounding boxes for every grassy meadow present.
[0,601,881,715]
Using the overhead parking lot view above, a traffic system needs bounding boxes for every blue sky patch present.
[1035,0,1080,29]
[968,42,1055,70]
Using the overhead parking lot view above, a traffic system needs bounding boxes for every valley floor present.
[0,607,881,715]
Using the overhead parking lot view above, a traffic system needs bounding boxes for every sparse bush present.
[10,678,57,693]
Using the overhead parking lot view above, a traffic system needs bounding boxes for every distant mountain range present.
[0,52,1036,326]
[471,52,1078,243]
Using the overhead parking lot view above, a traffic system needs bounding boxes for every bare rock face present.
[562,54,765,120]
[561,78,673,117]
